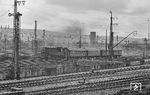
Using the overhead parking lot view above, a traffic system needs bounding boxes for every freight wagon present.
[100,50,122,57]
[69,49,121,58]
[69,50,88,58]
[88,50,101,57]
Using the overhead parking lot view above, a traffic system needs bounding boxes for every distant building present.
[89,32,96,45]
[76,59,125,72]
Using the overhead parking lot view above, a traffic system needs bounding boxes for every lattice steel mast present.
[9,0,25,80]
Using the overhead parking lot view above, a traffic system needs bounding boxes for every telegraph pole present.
[105,29,108,56]
[32,35,34,51]
[67,35,71,48]
[34,20,37,57]
[0,26,2,41]
[147,18,150,47]
[109,11,118,59]
[43,29,46,46]
[79,28,82,48]
[116,35,119,49]
[109,11,114,59]
[4,34,7,53]
[144,38,148,58]
[8,0,25,80]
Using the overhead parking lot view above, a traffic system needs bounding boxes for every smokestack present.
[90,32,96,45]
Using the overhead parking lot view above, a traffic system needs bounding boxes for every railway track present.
[0,64,150,90]
[24,69,150,95]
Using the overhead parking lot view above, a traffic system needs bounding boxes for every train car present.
[100,50,122,58]
[100,50,109,57]
[113,50,122,57]
[69,50,87,58]
[41,46,122,60]
[87,50,101,57]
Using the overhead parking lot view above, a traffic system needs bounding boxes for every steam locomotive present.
[41,46,122,60]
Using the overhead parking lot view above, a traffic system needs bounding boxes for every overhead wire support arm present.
[113,31,137,49]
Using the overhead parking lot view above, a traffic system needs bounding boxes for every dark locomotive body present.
[41,46,69,60]
[41,46,122,60]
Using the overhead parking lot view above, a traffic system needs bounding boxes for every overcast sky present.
[0,0,150,38]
